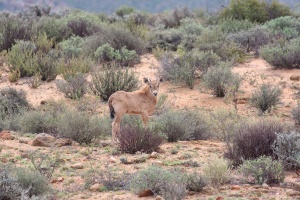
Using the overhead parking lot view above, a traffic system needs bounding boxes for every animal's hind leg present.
[111,112,123,146]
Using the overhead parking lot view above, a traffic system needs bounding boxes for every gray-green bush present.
[239,156,284,184]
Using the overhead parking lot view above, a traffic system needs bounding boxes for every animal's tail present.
[108,98,115,119]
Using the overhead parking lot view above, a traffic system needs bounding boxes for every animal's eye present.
[149,86,152,88]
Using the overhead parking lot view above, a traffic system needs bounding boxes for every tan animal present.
[108,77,163,144]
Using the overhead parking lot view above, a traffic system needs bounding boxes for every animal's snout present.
[153,92,158,96]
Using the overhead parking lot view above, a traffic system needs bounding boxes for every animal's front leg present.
[141,112,149,126]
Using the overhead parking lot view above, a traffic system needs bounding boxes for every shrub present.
[0,13,32,51]
[26,74,42,88]
[57,110,110,144]
[0,88,30,120]
[56,73,87,100]
[219,18,256,34]
[203,61,241,97]
[59,36,84,58]
[89,65,139,101]
[228,26,271,56]
[186,172,207,192]
[260,38,300,69]
[130,166,186,199]
[227,118,286,166]
[273,132,300,170]
[148,29,182,51]
[154,109,211,142]
[57,56,94,80]
[250,84,282,113]
[114,5,135,17]
[220,0,291,23]
[117,116,164,154]
[239,156,284,184]
[263,16,300,40]
[83,165,131,191]
[203,156,230,188]
[36,50,59,82]
[292,104,300,125]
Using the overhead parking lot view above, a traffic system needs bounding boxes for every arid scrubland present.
[1,1,300,199]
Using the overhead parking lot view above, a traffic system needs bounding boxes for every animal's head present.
[144,77,163,96]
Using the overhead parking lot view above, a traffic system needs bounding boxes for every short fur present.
[108,77,162,145]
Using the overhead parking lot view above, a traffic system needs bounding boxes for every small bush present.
[89,65,139,101]
[83,165,131,191]
[57,110,110,144]
[154,109,211,142]
[203,156,230,188]
[250,84,282,113]
[57,56,94,80]
[260,38,300,69]
[273,132,300,170]
[292,104,300,125]
[148,29,182,51]
[186,172,207,192]
[0,88,30,120]
[264,16,300,40]
[59,36,84,58]
[56,73,87,100]
[26,74,42,88]
[117,116,164,154]
[239,156,284,184]
[130,166,186,199]
[228,26,270,56]
[227,118,286,166]
[219,18,256,34]
[203,61,241,97]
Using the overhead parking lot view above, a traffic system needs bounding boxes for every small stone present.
[110,156,117,163]
[156,196,163,200]
[57,177,64,182]
[231,185,241,190]
[54,138,73,147]
[149,152,159,159]
[290,75,300,81]
[31,133,56,147]
[152,160,163,166]
[71,163,84,169]
[19,139,29,144]
[133,156,147,163]
[138,189,154,197]
[0,131,14,140]
[216,197,224,200]
[155,147,166,154]
[262,183,269,188]
[89,183,102,192]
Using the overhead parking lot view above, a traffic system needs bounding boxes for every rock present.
[216,197,224,200]
[110,156,117,163]
[71,163,84,169]
[231,185,241,190]
[0,131,14,140]
[156,196,163,200]
[262,183,269,188]
[19,139,29,144]
[290,75,300,81]
[138,189,154,197]
[120,158,133,164]
[133,156,147,163]
[57,177,64,182]
[155,147,166,154]
[149,151,159,159]
[31,133,56,147]
[54,138,73,147]
[89,183,103,192]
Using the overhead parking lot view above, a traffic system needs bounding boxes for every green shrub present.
[227,118,286,166]
[57,56,94,79]
[89,65,139,101]
[220,0,291,23]
[154,109,211,142]
[203,61,241,97]
[148,29,182,51]
[273,132,300,170]
[130,166,186,199]
[117,116,164,154]
[82,32,114,57]
[59,36,84,58]
[250,84,282,113]
[264,16,300,40]
[114,6,135,18]
[239,156,284,184]
[56,73,87,100]
[228,26,271,56]
[57,110,110,144]
[260,38,300,69]
[37,50,59,82]
[203,156,230,188]
[0,88,30,120]
[219,18,256,34]
[186,172,207,192]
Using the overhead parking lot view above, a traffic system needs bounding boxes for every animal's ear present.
[143,77,149,83]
